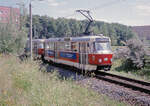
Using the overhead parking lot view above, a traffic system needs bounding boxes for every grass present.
[111,46,150,82]
[0,55,126,106]
[110,59,150,82]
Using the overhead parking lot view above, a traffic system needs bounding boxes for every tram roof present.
[46,35,110,42]
[32,39,46,42]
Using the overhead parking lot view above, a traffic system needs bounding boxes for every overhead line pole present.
[29,0,44,60]
[16,2,24,30]
[29,1,33,60]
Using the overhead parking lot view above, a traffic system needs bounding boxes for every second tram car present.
[44,35,113,71]
[32,39,45,58]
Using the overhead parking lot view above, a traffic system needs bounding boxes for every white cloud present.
[50,2,59,6]
[46,0,67,7]
[47,0,59,6]
[136,4,150,16]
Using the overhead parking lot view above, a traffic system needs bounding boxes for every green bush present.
[126,38,146,69]
[113,39,150,80]
[0,23,27,54]
[115,39,149,69]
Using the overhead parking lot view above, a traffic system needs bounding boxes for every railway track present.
[42,59,150,95]
[39,60,150,105]
[95,71,150,95]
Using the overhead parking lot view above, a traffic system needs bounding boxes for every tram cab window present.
[94,41,112,52]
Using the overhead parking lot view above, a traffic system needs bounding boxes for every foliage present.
[0,55,126,106]
[26,15,136,46]
[0,4,28,54]
[111,59,150,81]
[126,39,147,69]
[112,44,150,80]
[114,38,150,70]
[0,23,27,54]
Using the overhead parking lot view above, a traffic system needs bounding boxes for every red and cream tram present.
[44,35,113,71]
[32,39,45,58]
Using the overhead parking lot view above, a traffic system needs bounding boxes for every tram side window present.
[71,42,77,52]
[45,42,49,49]
[58,42,65,51]
[57,42,61,50]
[88,42,94,53]
[49,42,54,50]
[33,42,37,49]
[38,43,44,49]
[61,42,65,51]
[65,42,71,51]
[93,42,96,52]
[87,42,90,53]
[89,42,95,53]
[32,42,37,54]
[80,43,86,53]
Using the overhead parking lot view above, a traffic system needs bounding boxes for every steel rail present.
[41,58,150,94]
[95,71,150,95]
[95,71,150,86]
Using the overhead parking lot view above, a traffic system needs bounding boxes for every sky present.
[0,0,150,26]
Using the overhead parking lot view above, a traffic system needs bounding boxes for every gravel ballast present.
[78,78,150,106]
[43,64,150,106]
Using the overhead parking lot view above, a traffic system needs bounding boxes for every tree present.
[0,23,27,54]
[25,15,136,46]
[0,4,28,54]
[126,39,147,69]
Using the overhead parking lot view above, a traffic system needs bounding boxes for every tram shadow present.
[40,63,87,81]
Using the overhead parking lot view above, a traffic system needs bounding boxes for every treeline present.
[26,15,136,46]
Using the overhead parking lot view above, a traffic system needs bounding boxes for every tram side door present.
[79,42,88,65]
[54,42,59,61]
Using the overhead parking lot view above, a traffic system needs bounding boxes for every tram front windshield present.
[95,42,111,51]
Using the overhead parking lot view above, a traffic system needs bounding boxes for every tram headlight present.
[104,58,108,61]
[99,59,102,63]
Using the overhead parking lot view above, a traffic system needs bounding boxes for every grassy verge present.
[0,55,125,106]
[110,59,150,82]
[111,46,150,82]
